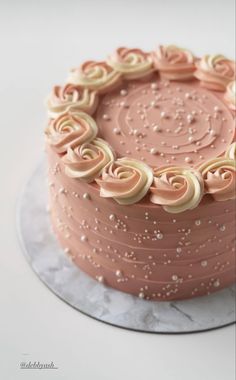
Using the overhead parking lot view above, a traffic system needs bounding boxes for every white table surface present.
[0,1,235,379]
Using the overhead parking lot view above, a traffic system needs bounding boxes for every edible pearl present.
[113,127,121,135]
[201,260,208,267]
[185,157,192,163]
[172,274,178,281]
[80,235,87,242]
[195,219,201,226]
[109,214,116,221]
[102,114,110,120]
[83,193,91,200]
[157,233,163,240]
[138,292,145,299]
[120,89,127,96]
[115,270,122,277]
[97,275,104,283]
[150,148,158,155]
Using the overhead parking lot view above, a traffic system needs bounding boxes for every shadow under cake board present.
[16,160,236,334]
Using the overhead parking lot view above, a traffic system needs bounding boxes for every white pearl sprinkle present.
[80,235,87,242]
[195,219,201,226]
[115,270,122,277]
[172,274,178,281]
[201,260,208,267]
[109,214,116,221]
[138,292,145,299]
[151,83,158,90]
[156,233,163,240]
[185,157,192,164]
[213,279,220,287]
[176,247,182,253]
[120,89,127,96]
[102,114,110,120]
[96,275,104,283]
[150,147,158,155]
[153,125,162,132]
[113,127,121,135]
[83,193,91,200]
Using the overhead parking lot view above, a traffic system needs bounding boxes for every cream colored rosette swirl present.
[107,47,154,80]
[62,138,115,183]
[194,55,236,91]
[198,158,236,201]
[45,111,98,154]
[152,45,196,80]
[224,80,236,110]
[46,84,98,118]
[67,61,121,93]
[150,166,204,213]
[96,158,153,205]
[225,142,236,160]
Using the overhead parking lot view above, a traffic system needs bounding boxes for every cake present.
[45,45,236,301]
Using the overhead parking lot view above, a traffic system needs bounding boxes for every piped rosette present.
[107,47,154,80]
[62,138,115,183]
[96,158,153,205]
[198,157,236,201]
[150,166,204,213]
[225,142,236,161]
[194,55,236,91]
[67,61,122,93]
[224,80,236,111]
[46,84,98,118]
[152,45,196,80]
[45,111,98,154]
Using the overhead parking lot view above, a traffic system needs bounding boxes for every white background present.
[0,1,235,379]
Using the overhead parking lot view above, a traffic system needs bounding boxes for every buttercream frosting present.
[225,142,236,160]
[152,45,196,80]
[107,47,154,80]
[194,55,236,91]
[198,157,236,201]
[96,158,153,205]
[63,138,115,182]
[45,111,98,153]
[224,80,236,110]
[46,84,98,118]
[67,61,121,93]
[150,166,203,213]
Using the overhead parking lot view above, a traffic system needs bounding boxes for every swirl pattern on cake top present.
[62,138,115,183]
[150,166,204,213]
[67,61,121,93]
[45,111,98,153]
[96,158,153,205]
[107,47,154,80]
[194,55,236,91]
[152,45,196,80]
[46,84,98,118]
[198,158,236,201]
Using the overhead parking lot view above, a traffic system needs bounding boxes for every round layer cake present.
[45,45,236,300]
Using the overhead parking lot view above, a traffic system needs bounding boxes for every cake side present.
[47,146,236,300]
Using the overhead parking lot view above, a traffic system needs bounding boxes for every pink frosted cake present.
[45,45,236,301]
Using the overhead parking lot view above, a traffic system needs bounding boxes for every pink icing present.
[47,147,236,301]
[96,76,235,167]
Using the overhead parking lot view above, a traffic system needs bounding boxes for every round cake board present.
[16,160,236,334]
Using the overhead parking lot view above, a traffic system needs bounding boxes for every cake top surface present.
[45,45,236,213]
[96,76,234,167]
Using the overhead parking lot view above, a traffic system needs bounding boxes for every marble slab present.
[16,160,236,333]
